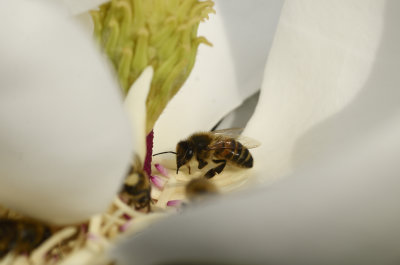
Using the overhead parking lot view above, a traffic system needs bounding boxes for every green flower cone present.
[91,0,214,133]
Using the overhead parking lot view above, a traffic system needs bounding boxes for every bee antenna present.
[152,151,177,156]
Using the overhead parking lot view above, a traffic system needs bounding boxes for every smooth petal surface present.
[0,1,132,224]
[153,0,283,153]
[62,0,109,14]
[245,0,385,182]
[124,67,153,161]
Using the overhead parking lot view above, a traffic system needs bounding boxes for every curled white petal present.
[0,1,132,224]
[124,67,154,161]
[245,0,385,182]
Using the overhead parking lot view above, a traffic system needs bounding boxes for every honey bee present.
[173,128,260,178]
[0,218,52,259]
[185,178,218,201]
[120,155,152,212]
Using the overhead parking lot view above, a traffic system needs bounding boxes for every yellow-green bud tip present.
[91,0,215,134]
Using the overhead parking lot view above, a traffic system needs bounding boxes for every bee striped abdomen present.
[0,219,51,258]
[215,139,253,168]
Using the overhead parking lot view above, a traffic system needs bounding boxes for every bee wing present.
[207,136,261,150]
[235,135,261,149]
[211,128,244,138]
[210,128,261,149]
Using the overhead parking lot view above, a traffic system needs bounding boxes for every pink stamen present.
[167,200,182,207]
[87,233,99,241]
[150,175,165,189]
[81,223,88,233]
[155,163,169,177]
[122,214,132,220]
[119,220,132,232]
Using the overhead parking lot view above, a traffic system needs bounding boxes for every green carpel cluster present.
[91,0,214,133]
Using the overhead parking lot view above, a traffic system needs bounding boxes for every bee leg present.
[197,159,208,169]
[146,191,152,212]
[212,160,227,174]
[204,160,226,179]
[196,151,209,169]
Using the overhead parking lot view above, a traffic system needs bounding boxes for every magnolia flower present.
[1,0,400,264]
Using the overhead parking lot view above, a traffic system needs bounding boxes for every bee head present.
[176,140,194,174]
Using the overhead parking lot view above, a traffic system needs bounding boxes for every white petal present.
[245,0,385,182]
[62,0,109,15]
[0,1,132,224]
[153,0,283,153]
[124,67,153,161]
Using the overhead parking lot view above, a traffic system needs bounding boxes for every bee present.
[185,178,218,201]
[172,128,260,178]
[120,155,152,212]
[0,218,52,259]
